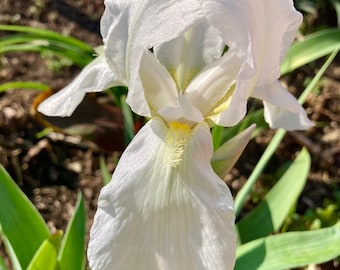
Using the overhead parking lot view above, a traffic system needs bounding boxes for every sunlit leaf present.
[0,165,50,269]
[0,234,21,270]
[27,231,62,270]
[281,28,340,74]
[57,192,86,270]
[0,24,95,67]
[0,24,93,53]
[237,148,311,244]
[235,223,340,270]
[212,124,255,179]
[99,156,111,185]
[0,81,50,93]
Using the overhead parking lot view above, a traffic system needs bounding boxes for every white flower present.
[37,0,313,269]
[38,0,313,130]
[87,22,260,268]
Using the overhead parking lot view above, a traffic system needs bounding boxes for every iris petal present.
[88,118,236,270]
[263,102,314,130]
[199,0,302,84]
[198,0,310,130]
[101,0,130,85]
[154,20,224,90]
[158,94,204,125]
[253,81,313,130]
[37,55,118,117]
[139,50,179,114]
[185,51,244,119]
[102,0,204,117]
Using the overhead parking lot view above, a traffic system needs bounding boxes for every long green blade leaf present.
[237,148,311,244]
[212,124,255,179]
[0,81,50,93]
[0,43,92,68]
[0,24,93,53]
[0,165,50,269]
[0,26,95,67]
[281,28,340,74]
[235,223,340,270]
[99,156,111,185]
[0,234,21,270]
[57,192,86,270]
[27,232,62,270]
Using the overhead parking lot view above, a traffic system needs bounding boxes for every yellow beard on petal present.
[164,121,191,167]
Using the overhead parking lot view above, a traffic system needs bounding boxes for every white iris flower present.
[38,0,312,269]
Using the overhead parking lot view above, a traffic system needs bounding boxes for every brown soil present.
[0,0,339,269]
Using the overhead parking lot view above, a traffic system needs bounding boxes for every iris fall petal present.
[253,81,313,129]
[38,55,118,116]
[88,118,236,270]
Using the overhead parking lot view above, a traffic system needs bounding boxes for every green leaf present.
[0,24,93,54]
[0,234,21,270]
[220,109,267,145]
[0,81,50,93]
[235,223,340,270]
[0,165,50,269]
[212,124,255,179]
[120,95,135,145]
[237,148,311,244]
[0,42,92,68]
[99,156,111,185]
[57,192,86,270]
[27,231,62,270]
[211,125,225,150]
[0,25,95,67]
[281,28,340,75]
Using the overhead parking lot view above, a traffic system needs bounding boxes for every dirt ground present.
[0,0,339,269]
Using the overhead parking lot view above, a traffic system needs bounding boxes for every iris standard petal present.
[88,118,236,270]
[199,0,302,85]
[37,55,118,117]
[185,51,244,119]
[101,0,130,85]
[198,0,311,130]
[246,0,302,85]
[139,50,179,113]
[154,20,224,90]
[103,0,204,117]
